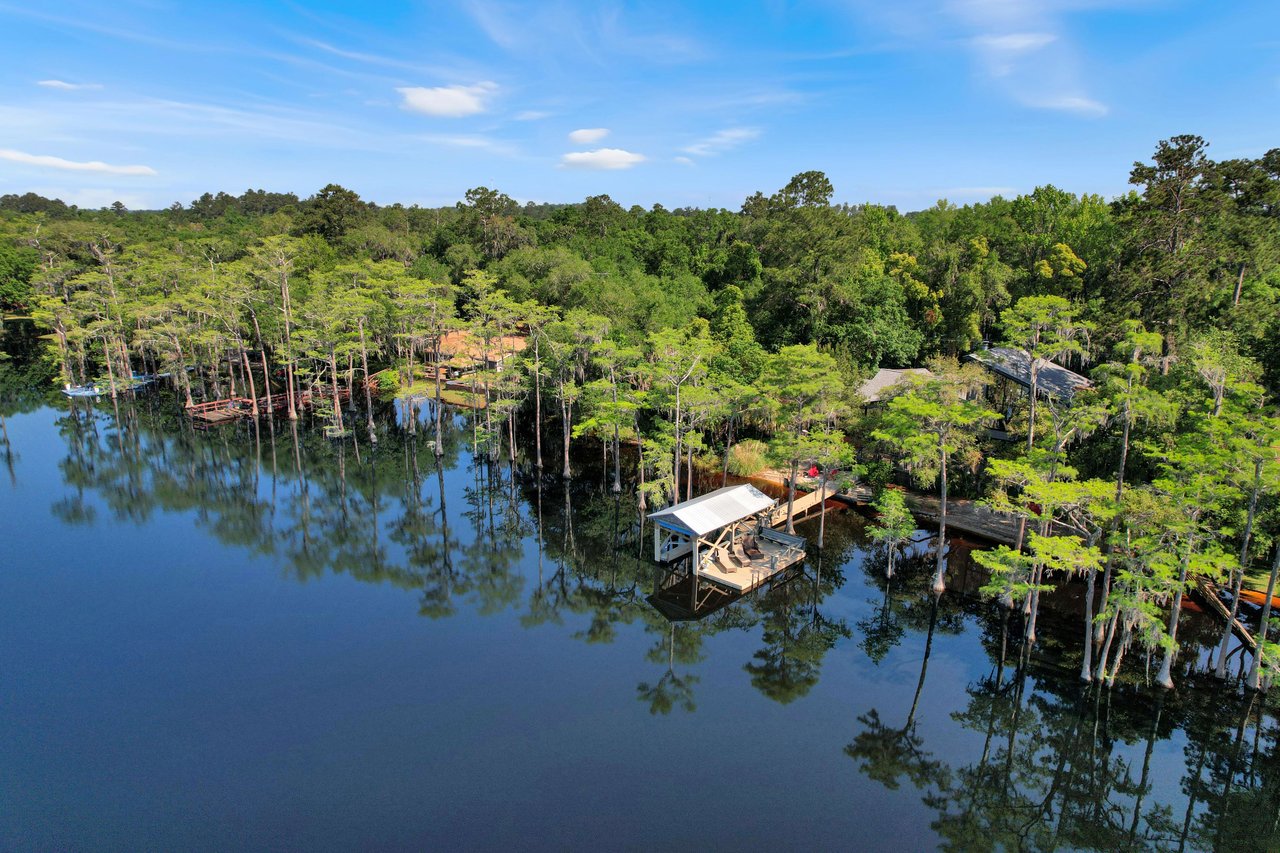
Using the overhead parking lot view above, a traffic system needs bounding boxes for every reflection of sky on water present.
[0,389,1275,852]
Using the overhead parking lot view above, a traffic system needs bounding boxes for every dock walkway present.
[754,469,1022,547]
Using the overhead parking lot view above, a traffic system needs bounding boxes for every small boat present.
[61,384,102,398]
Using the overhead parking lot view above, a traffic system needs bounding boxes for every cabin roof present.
[647,484,776,538]
[967,347,1091,401]
[858,367,932,403]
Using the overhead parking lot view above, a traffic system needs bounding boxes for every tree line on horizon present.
[1,133,1279,693]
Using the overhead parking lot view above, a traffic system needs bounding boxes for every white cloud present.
[514,110,552,121]
[682,127,760,157]
[396,82,497,117]
[419,134,519,157]
[464,0,701,63]
[568,127,609,144]
[971,32,1057,76]
[849,1,1107,119]
[674,156,694,166]
[0,148,156,176]
[971,32,1056,53]
[37,79,103,91]
[1030,94,1108,116]
[560,148,645,170]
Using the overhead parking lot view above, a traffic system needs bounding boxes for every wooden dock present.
[755,470,1024,547]
[767,488,830,528]
[187,385,352,426]
[649,483,811,622]
[694,528,807,593]
[187,397,254,427]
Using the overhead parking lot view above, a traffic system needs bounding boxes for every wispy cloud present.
[419,134,520,157]
[971,32,1056,75]
[37,79,104,91]
[682,127,760,157]
[464,0,701,64]
[397,82,498,117]
[514,110,552,121]
[295,38,445,76]
[848,0,1108,118]
[0,148,157,176]
[568,127,609,144]
[560,148,645,170]
[1030,94,1108,116]
[674,156,695,166]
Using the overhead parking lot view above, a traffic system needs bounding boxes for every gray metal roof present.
[967,347,1091,401]
[857,367,932,403]
[647,484,776,538]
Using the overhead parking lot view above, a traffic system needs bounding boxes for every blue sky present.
[0,0,1276,212]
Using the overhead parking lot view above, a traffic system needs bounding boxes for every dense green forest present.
[2,133,1279,693]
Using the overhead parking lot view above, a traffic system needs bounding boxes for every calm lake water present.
[1,335,1277,851]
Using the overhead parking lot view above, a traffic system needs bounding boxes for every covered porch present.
[648,485,807,608]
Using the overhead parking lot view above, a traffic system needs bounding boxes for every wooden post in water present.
[691,539,700,612]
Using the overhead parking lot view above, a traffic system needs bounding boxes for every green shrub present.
[863,459,892,491]
[726,439,769,476]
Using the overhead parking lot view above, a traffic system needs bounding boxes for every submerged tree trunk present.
[672,388,682,504]
[433,339,444,457]
[1082,560,1097,681]
[533,340,543,470]
[359,318,376,444]
[1216,459,1261,678]
[933,443,949,595]
[1248,544,1280,691]
[280,270,298,421]
[240,346,259,417]
[560,391,572,479]
[328,348,344,432]
[686,444,694,501]
[1097,607,1121,684]
[817,472,829,549]
[785,457,798,535]
[1156,545,1192,689]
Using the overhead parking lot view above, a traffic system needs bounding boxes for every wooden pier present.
[692,528,807,592]
[767,488,830,528]
[187,385,352,426]
[187,397,254,427]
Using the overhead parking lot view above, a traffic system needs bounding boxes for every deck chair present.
[744,535,765,560]
[732,540,752,566]
[715,547,739,574]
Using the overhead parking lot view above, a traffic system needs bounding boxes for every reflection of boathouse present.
[647,484,807,620]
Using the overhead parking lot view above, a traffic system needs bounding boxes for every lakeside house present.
[434,330,528,379]
[856,367,933,404]
[966,346,1091,402]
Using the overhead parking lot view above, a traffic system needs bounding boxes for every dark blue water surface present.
[2,353,1277,850]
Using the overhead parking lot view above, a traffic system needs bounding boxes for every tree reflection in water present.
[33,384,1280,852]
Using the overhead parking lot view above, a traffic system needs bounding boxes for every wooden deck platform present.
[695,532,806,592]
[187,397,254,427]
